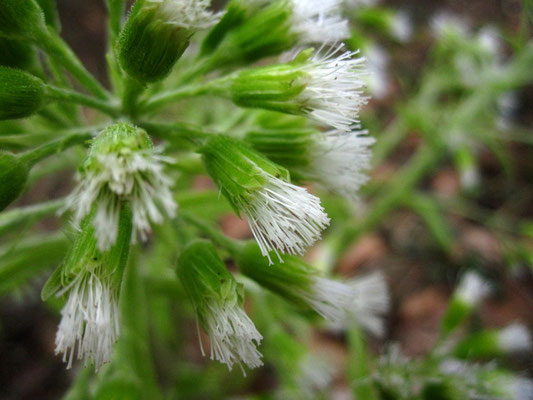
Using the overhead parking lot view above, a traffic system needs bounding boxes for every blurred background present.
[1,0,532,399]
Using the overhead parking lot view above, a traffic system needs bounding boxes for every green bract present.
[0,151,29,211]
[0,37,37,70]
[0,66,45,120]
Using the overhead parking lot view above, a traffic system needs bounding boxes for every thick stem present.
[46,86,119,117]
[122,77,146,118]
[0,198,65,236]
[137,121,213,147]
[141,83,215,114]
[35,28,111,100]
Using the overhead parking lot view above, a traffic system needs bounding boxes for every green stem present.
[18,132,92,167]
[35,27,111,100]
[141,83,214,114]
[106,0,126,42]
[348,324,379,400]
[0,198,65,236]
[122,77,146,118]
[181,212,243,255]
[46,86,119,117]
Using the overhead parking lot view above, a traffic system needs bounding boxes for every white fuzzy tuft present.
[390,12,412,43]
[65,148,177,251]
[455,272,490,307]
[240,173,330,264]
[148,0,221,30]
[298,45,368,132]
[347,272,390,336]
[55,271,119,370]
[498,323,532,353]
[309,130,375,201]
[290,0,349,44]
[504,377,533,400]
[203,303,263,373]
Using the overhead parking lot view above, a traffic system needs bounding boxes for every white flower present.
[390,12,412,43]
[239,172,330,264]
[455,272,490,306]
[66,147,177,251]
[298,45,368,131]
[501,377,533,400]
[498,323,532,353]
[55,270,119,370]
[202,302,263,373]
[309,130,375,201]
[147,0,221,30]
[365,44,390,99]
[430,12,469,39]
[290,0,350,45]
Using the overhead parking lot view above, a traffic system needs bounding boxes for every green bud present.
[0,66,45,120]
[0,37,37,70]
[422,380,463,400]
[177,240,263,371]
[440,296,472,337]
[199,134,289,215]
[0,0,46,39]
[452,330,499,359]
[118,0,219,83]
[0,151,29,211]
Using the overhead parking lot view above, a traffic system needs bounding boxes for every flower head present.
[178,241,263,373]
[65,123,177,251]
[498,323,532,353]
[201,135,329,264]
[455,271,490,307]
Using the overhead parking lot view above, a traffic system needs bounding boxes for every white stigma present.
[299,45,368,132]
[455,271,490,307]
[309,130,375,201]
[203,302,263,373]
[498,323,532,353]
[239,173,330,264]
[290,0,350,45]
[148,0,221,30]
[55,271,119,370]
[66,148,177,251]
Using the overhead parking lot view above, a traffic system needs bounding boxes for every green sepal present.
[0,66,45,120]
[0,151,29,211]
[199,135,290,215]
[0,0,46,39]
[118,1,191,83]
[235,241,316,310]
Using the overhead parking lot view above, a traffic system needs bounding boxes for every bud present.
[42,205,133,369]
[200,135,329,264]
[0,151,29,211]
[177,240,263,372]
[35,0,60,30]
[453,323,532,359]
[0,0,46,39]
[0,37,37,70]
[237,242,388,332]
[0,66,45,120]
[212,46,367,132]
[441,272,490,336]
[118,0,220,82]
[207,0,348,67]
[64,123,177,251]
[246,128,374,200]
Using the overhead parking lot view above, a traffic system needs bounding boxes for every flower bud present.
[0,37,37,70]
[177,240,263,372]
[200,135,329,263]
[212,46,367,132]
[0,0,46,39]
[42,205,133,369]
[0,66,45,120]
[35,0,60,30]
[64,123,177,251]
[0,151,29,211]
[236,242,388,333]
[118,0,220,82]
